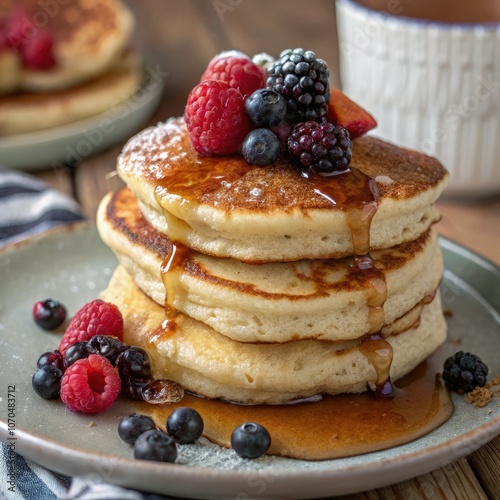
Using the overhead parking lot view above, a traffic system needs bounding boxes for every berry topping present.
[184,80,250,155]
[22,31,56,69]
[231,422,271,459]
[32,365,62,400]
[443,351,489,394]
[33,299,67,330]
[37,350,64,371]
[327,88,377,139]
[287,121,352,173]
[86,335,126,365]
[167,407,204,444]
[242,128,281,166]
[134,429,177,463]
[118,413,157,445]
[58,299,123,355]
[63,341,89,369]
[200,51,266,97]
[267,48,330,124]
[60,354,121,414]
[245,89,287,128]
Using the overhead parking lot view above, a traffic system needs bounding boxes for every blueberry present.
[134,429,177,463]
[37,350,63,371]
[116,347,151,379]
[231,422,271,459]
[87,335,126,365]
[245,89,287,128]
[32,365,62,400]
[63,341,89,369]
[32,299,66,330]
[118,413,156,444]
[242,129,281,166]
[167,407,204,444]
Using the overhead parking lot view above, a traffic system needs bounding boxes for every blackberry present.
[266,48,330,124]
[443,351,489,394]
[287,121,352,172]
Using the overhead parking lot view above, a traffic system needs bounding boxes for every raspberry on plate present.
[200,50,266,97]
[60,354,121,413]
[184,80,250,155]
[58,299,123,355]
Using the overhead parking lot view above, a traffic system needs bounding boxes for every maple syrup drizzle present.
[160,242,192,319]
[133,345,453,460]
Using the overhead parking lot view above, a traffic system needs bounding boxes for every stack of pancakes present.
[97,117,449,405]
[0,0,139,134]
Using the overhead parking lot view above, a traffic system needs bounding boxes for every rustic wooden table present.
[30,1,499,498]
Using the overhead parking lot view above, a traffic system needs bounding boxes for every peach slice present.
[327,88,377,139]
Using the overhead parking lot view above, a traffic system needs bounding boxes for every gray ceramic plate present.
[0,224,499,499]
[0,63,164,171]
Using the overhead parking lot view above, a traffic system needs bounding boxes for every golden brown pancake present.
[97,187,444,343]
[0,0,134,93]
[101,265,447,405]
[117,118,448,262]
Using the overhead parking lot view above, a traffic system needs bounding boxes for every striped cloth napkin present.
[0,168,178,499]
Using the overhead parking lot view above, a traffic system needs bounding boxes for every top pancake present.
[118,117,448,262]
[0,0,134,93]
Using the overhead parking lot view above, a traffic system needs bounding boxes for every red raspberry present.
[22,31,56,69]
[200,51,266,97]
[59,299,123,355]
[60,354,121,413]
[184,80,250,155]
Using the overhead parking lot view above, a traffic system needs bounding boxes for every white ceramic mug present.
[336,0,500,197]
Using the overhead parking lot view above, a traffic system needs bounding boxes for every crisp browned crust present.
[119,118,448,215]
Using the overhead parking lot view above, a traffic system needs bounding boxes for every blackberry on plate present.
[443,351,489,394]
[242,128,281,166]
[167,407,204,444]
[32,299,66,330]
[287,121,352,173]
[118,413,156,444]
[266,48,330,124]
[231,422,271,459]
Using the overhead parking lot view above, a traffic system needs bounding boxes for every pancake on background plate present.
[0,0,140,134]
